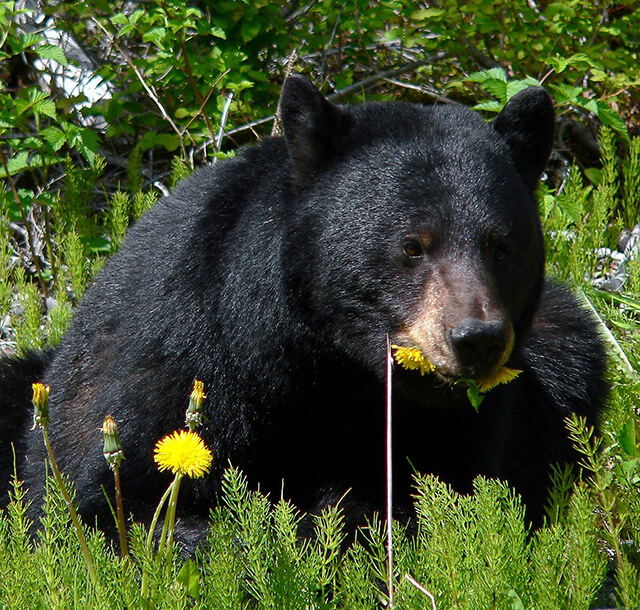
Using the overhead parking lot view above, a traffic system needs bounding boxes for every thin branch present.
[212,92,234,165]
[328,54,448,101]
[383,78,461,105]
[90,17,189,157]
[225,55,449,139]
[404,574,437,610]
[0,146,48,296]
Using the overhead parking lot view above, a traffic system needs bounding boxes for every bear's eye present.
[402,238,424,259]
[494,243,508,263]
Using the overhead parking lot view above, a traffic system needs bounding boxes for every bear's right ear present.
[279,76,352,179]
[493,87,555,190]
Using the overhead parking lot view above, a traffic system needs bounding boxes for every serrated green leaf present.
[596,103,630,142]
[13,32,41,54]
[466,67,508,84]
[506,78,540,100]
[36,44,68,66]
[472,100,503,113]
[555,194,584,224]
[41,126,66,151]
[481,79,508,102]
[551,83,583,104]
[577,99,598,114]
[143,27,167,45]
[465,382,484,411]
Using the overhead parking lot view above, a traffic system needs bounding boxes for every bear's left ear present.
[279,76,352,179]
[493,87,555,189]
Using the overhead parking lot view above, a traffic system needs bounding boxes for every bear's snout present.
[449,318,511,376]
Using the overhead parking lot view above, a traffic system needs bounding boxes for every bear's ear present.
[493,87,555,189]
[279,76,352,179]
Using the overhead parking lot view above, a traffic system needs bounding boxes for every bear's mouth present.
[391,344,521,395]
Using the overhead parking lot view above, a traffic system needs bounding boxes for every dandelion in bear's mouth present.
[153,429,213,479]
[476,367,522,392]
[391,345,436,375]
[391,344,521,409]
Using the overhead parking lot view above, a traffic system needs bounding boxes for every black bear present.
[0,77,607,542]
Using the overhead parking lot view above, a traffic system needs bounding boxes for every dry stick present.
[404,574,437,610]
[272,50,298,137]
[90,17,189,158]
[385,335,394,608]
[177,34,218,145]
[0,147,48,297]
[185,69,231,135]
[211,93,234,166]
[224,54,450,139]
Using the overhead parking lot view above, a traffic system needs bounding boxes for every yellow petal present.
[153,429,213,478]
[477,367,522,393]
[391,345,436,376]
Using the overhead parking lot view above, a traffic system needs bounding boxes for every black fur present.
[0,78,607,542]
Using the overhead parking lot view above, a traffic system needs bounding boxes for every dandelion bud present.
[102,414,124,471]
[185,379,206,430]
[31,382,50,429]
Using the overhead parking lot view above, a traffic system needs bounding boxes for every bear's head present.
[280,76,554,392]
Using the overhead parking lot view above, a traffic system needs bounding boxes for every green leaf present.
[176,559,200,600]
[41,126,66,152]
[240,20,262,43]
[584,168,602,185]
[555,193,584,224]
[466,67,508,84]
[618,418,637,458]
[472,100,503,113]
[36,44,68,66]
[465,382,484,411]
[595,103,630,142]
[143,27,167,46]
[411,8,444,20]
[81,236,112,253]
[506,78,540,100]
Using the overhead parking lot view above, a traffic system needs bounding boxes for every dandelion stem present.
[161,474,183,577]
[113,466,129,558]
[141,482,173,600]
[41,428,97,585]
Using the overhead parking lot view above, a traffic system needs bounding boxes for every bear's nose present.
[450,318,508,372]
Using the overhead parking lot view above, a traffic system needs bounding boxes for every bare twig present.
[383,78,461,105]
[272,50,299,137]
[0,146,48,296]
[90,17,189,157]
[212,92,234,165]
[404,574,437,610]
[320,0,347,83]
[328,54,448,101]
[225,55,449,140]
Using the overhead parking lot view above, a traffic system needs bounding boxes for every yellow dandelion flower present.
[392,345,436,376]
[185,379,207,430]
[31,382,51,429]
[153,430,213,479]
[477,367,522,393]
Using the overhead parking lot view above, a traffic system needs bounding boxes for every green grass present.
[0,129,639,608]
